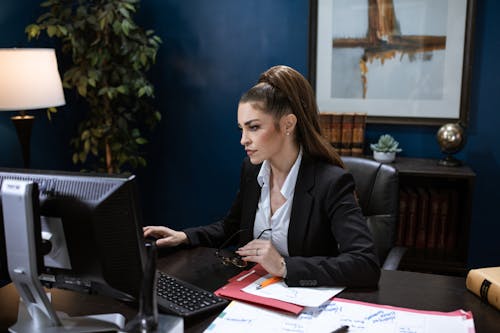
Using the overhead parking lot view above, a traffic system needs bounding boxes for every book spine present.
[331,112,343,151]
[415,187,429,249]
[351,113,367,157]
[446,190,460,251]
[319,113,332,144]
[437,189,450,250]
[405,187,418,247]
[340,113,354,156]
[427,189,441,249]
[466,268,500,311]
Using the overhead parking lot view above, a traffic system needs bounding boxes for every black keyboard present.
[156,271,229,317]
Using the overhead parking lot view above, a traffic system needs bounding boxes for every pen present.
[257,276,282,289]
[331,325,349,333]
[236,269,256,282]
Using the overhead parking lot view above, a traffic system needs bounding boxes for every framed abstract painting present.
[308,0,476,125]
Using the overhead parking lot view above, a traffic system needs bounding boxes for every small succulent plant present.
[370,134,402,153]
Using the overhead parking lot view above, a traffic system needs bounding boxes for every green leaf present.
[47,25,57,37]
[118,7,130,19]
[77,76,88,96]
[121,20,130,36]
[72,153,79,164]
[79,151,87,163]
[58,25,68,35]
[135,137,147,145]
[116,85,127,94]
[113,20,121,34]
[123,3,136,11]
[111,142,122,151]
[84,139,91,153]
[137,86,146,97]
[81,130,90,140]
[25,24,40,39]
[155,111,162,121]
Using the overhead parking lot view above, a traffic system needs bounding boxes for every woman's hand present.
[143,226,188,247]
[236,239,286,277]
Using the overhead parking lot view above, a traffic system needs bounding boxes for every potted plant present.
[370,134,402,163]
[25,0,161,174]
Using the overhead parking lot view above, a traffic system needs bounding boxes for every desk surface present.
[1,246,499,333]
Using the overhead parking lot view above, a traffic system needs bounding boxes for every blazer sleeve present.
[284,170,380,288]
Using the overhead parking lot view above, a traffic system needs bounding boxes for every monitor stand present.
[1,179,125,333]
[124,241,183,333]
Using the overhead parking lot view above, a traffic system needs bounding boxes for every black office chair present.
[342,156,405,270]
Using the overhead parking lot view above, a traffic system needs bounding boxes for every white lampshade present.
[0,48,65,111]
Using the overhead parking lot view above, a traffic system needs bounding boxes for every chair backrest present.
[341,156,399,266]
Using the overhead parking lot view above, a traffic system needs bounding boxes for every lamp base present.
[438,154,462,167]
[11,113,34,168]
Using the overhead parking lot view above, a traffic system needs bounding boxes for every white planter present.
[373,151,396,163]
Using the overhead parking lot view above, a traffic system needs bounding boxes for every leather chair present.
[342,156,405,270]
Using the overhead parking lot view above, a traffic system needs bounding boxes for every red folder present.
[214,264,304,315]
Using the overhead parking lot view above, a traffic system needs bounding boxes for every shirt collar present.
[257,148,303,200]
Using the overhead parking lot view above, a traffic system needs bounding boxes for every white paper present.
[204,299,474,333]
[241,274,345,307]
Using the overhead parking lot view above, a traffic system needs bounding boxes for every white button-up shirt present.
[253,148,303,256]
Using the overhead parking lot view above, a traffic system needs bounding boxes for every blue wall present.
[0,0,498,268]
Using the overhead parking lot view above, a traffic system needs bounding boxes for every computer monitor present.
[0,168,148,331]
[0,212,8,287]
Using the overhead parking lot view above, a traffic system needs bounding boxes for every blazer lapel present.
[288,154,315,256]
[240,162,261,245]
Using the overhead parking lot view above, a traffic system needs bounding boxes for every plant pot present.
[373,151,396,163]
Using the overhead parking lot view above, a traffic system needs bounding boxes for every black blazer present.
[184,153,380,288]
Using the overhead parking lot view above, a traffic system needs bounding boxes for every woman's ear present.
[282,113,297,133]
[281,113,297,135]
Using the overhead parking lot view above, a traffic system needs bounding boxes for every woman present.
[144,65,380,287]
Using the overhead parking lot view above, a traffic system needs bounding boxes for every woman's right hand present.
[143,226,188,247]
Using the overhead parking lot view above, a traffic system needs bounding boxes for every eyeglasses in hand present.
[214,228,272,268]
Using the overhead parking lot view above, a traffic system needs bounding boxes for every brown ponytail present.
[240,65,343,168]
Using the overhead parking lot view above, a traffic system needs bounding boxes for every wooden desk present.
[1,247,498,333]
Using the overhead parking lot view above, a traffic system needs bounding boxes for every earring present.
[286,132,290,136]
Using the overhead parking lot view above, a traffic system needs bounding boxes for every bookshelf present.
[391,157,476,276]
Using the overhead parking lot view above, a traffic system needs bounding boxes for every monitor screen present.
[0,168,147,301]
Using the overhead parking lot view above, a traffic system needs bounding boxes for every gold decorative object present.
[436,123,465,166]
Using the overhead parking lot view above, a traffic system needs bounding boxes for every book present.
[437,189,450,250]
[446,190,460,251]
[351,113,367,157]
[319,113,332,143]
[331,112,343,150]
[404,187,418,247]
[427,188,441,249]
[466,267,500,311]
[415,187,429,249]
[396,189,407,246]
[339,113,354,156]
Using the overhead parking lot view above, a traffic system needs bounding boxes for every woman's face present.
[237,102,287,165]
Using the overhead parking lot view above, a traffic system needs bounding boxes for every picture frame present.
[308,0,476,125]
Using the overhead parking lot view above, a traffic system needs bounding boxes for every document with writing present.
[242,274,345,307]
[204,298,474,333]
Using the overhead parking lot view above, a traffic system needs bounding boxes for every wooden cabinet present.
[391,157,475,276]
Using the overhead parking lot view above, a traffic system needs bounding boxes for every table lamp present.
[0,48,65,168]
